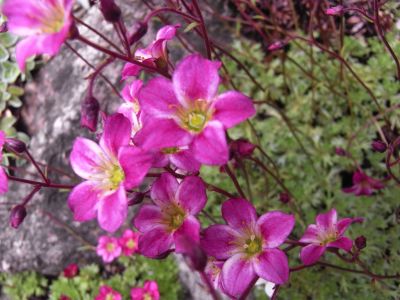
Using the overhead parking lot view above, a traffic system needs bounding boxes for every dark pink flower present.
[134,54,256,166]
[96,236,122,263]
[122,24,180,79]
[152,146,201,172]
[133,172,207,258]
[130,280,160,300]
[95,285,122,300]
[119,229,139,256]
[299,209,360,265]
[68,113,153,232]
[343,169,384,196]
[1,0,74,71]
[63,263,79,278]
[0,131,8,194]
[201,198,295,298]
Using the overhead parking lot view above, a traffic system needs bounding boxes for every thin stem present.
[199,270,220,300]
[206,183,236,199]
[7,175,75,190]
[144,7,201,23]
[223,164,246,199]
[25,149,49,183]
[21,185,42,206]
[271,285,281,300]
[192,0,212,59]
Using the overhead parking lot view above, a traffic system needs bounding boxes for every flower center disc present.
[108,165,125,190]
[187,112,207,131]
[126,239,136,249]
[106,243,115,253]
[244,236,262,256]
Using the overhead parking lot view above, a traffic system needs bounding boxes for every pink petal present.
[316,209,337,229]
[150,172,179,206]
[191,121,228,165]
[156,24,180,40]
[97,186,128,233]
[299,224,320,244]
[138,77,180,118]
[213,91,256,128]
[174,215,201,253]
[130,288,145,300]
[327,236,353,251]
[152,152,169,168]
[176,176,206,215]
[70,137,104,179]
[138,227,174,258]
[173,54,221,105]
[67,181,100,222]
[0,168,8,194]
[118,146,153,190]
[222,198,257,230]
[121,80,143,103]
[300,244,326,265]
[221,253,257,299]
[200,224,238,260]
[254,249,289,284]
[133,204,163,232]
[0,131,5,148]
[121,63,142,79]
[134,118,192,150]
[170,150,201,172]
[100,113,131,157]
[257,211,295,248]
[144,280,160,300]
[337,218,353,235]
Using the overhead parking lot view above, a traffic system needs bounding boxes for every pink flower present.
[200,198,295,298]
[95,285,122,300]
[343,169,384,196]
[152,146,201,172]
[130,280,160,300]
[122,24,180,79]
[299,208,361,265]
[96,236,122,263]
[1,0,74,71]
[118,80,143,135]
[204,258,225,291]
[68,113,153,232]
[134,54,256,166]
[119,229,139,256]
[325,5,344,16]
[0,131,8,194]
[133,172,207,258]
[63,263,79,278]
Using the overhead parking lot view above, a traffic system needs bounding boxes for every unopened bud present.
[99,0,121,23]
[335,147,347,157]
[68,22,80,40]
[5,138,27,153]
[230,139,256,158]
[279,192,290,204]
[81,95,100,132]
[59,295,71,300]
[371,140,387,153]
[325,5,344,16]
[355,235,366,250]
[128,22,148,45]
[268,41,287,51]
[63,263,79,278]
[10,204,27,229]
[0,22,8,33]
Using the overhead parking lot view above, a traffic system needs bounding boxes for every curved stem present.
[8,175,75,190]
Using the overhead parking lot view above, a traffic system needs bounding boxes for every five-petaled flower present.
[299,208,362,265]
[343,169,384,196]
[1,0,74,71]
[134,54,256,165]
[68,113,153,232]
[0,131,8,194]
[95,285,122,300]
[96,235,122,263]
[119,229,140,256]
[134,172,207,258]
[201,198,295,299]
[130,280,160,300]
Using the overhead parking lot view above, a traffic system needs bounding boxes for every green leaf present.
[7,85,24,96]
[8,97,22,108]
[184,22,199,33]
[1,61,20,83]
[0,44,9,62]
[0,32,18,48]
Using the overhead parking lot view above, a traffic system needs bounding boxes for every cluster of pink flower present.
[94,282,159,300]
[96,229,140,263]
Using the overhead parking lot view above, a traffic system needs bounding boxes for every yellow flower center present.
[105,294,114,300]
[319,227,339,245]
[126,239,136,249]
[144,293,152,300]
[243,235,262,256]
[175,100,213,133]
[108,165,125,190]
[106,243,115,253]
[162,147,180,154]
[162,204,186,231]
[40,3,66,34]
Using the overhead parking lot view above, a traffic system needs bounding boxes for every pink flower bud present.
[230,138,256,158]
[5,138,27,153]
[268,41,286,51]
[0,22,8,33]
[279,192,290,204]
[10,204,27,229]
[80,95,100,132]
[99,0,122,23]
[371,140,387,153]
[335,147,347,157]
[355,235,366,250]
[128,22,148,45]
[59,296,71,300]
[325,5,344,16]
[63,263,79,278]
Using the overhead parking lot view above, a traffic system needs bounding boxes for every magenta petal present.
[121,63,142,79]
[133,204,163,232]
[134,118,192,150]
[170,150,201,172]
[150,172,179,206]
[213,91,256,128]
[98,186,127,232]
[222,198,257,230]
[200,224,238,260]
[70,137,104,179]
[173,54,221,104]
[327,237,353,251]
[174,215,201,253]
[156,24,180,40]
[138,227,174,258]
[254,249,289,284]
[176,176,206,215]
[191,121,228,165]
[258,211,295,248]
[68,181,99,222]
[337,218,353,235]
[300,244,326,265]
[119,146,153,190]
[130,288,145,300]
[316,209,337,229]
[0,168,8,194]
[221,253,257,299]
[299,224,320,244]
[100,114,131,157]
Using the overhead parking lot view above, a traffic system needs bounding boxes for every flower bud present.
[355,235,366,250]
[128,22,148,45]
[5,138,27,153]
[279,192,290,204]
[80,95,100,132]
[10,204,27,229]
[63,263,79,278]
[59,295,71,300]
[99,0,121,23]
[371,140,387,153]
[230,138,256,158]
[325,5,344,16]
[0,22,8,33]
[335,147,347,157]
